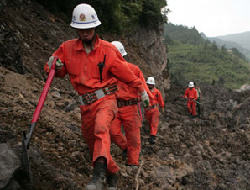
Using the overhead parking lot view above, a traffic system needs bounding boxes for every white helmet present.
[188,82,194,87]
[70,4,101,29]
[147,77,155,85]
[111,41,127,56]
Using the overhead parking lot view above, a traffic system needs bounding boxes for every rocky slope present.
[1,63,249,190]
[0,1,249,190]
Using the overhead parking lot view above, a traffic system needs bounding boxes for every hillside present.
[1,1,250,190]
[208,37,250,60]
[216,31,250,51]
[208,31,250,60]
[164,23,206,46]
[164,23,250,89]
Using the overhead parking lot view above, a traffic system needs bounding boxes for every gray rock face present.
[130,24,169,98]
[0,144,20,189]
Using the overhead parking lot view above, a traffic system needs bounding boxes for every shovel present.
[19,56,58,187]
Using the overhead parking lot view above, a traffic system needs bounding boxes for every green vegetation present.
[164,23,206,45]
[164,23,250,89]
[36,0,167,33]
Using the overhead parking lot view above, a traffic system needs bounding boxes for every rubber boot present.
[122,149,127,161]
[107,172,119,190]
[86,162,106,190]
[149,135,156,145]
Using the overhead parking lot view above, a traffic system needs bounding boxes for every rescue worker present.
[44,4,150,190]
[144,77,164,145]
[184,82,198,118]
[109,41,153,167]
[194,82,201,117]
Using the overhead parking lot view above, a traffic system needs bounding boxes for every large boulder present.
[0,143,21,189]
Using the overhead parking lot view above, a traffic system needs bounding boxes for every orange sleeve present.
[110,54,144,93]
[136,68,154,99]
[158,91,164,107]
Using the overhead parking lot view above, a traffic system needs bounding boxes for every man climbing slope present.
[44,4,149,190]
[144,77,164,145]
[184,82,198,118]
[110,41,153,167]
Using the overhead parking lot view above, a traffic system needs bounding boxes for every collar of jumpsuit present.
[151,87,155,92]
[74,34,101,51]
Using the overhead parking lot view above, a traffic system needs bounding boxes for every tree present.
[221,45,227,54]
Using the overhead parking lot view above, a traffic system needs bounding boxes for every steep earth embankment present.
[0,0,168,91]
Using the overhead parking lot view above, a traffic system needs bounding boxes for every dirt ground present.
[1,64,249,190]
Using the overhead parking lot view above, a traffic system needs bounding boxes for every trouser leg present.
[191,101,196,116]
[149,109,160,136]
[110,113,128,151]
[81,96,119,174]
[122,105,141,166]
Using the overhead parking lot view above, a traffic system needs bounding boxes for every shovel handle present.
[23,123,36,149]
[31,56,58,123]
[23,56,58,149]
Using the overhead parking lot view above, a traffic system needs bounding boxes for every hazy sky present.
[167,0,250,37]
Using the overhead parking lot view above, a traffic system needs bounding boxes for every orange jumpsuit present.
[184,87,198,116]
[44,36,144,174]
[145,88,164,136]
[110,62,152,166]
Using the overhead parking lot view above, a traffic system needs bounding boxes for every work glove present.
[141,91,149,108]
[48,56,64,70]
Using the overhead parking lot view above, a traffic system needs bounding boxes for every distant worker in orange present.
[44,4,150,190]
[184,82,198,118]
[144,77,164,145]
[110,41,153,167]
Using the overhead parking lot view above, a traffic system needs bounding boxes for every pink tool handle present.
[31,56,58,123]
